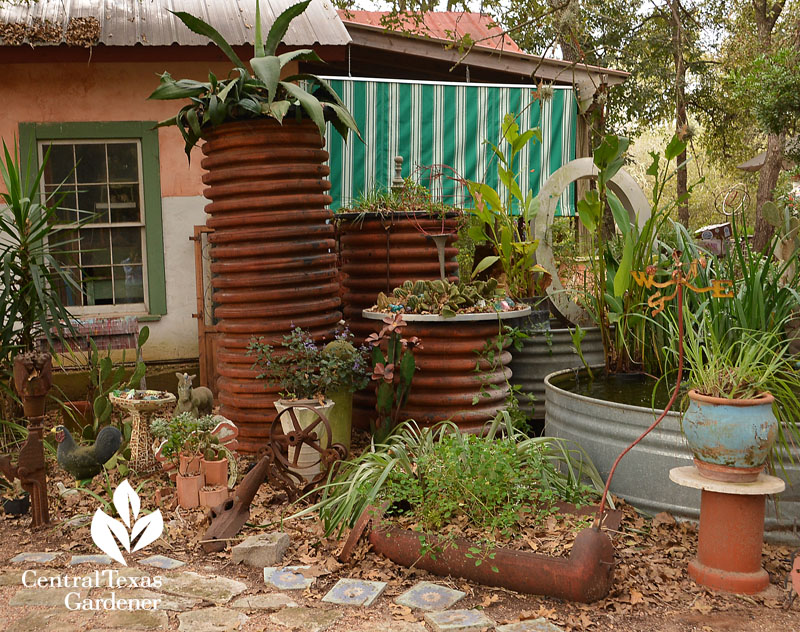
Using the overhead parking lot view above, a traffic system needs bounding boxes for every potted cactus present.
[364,279,530,434]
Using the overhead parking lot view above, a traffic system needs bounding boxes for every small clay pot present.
[2,494,30,516]
[201,457,228,487]
[179,453,201,477]
[176,473,203,509]
[198,485,229,508]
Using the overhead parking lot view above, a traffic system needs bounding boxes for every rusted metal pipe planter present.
[363,309,529,432]
[201,120,341,452]
[369,522,615,603]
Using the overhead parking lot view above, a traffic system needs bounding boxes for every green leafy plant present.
[149,0,360,158]
[248,327,370,401]
[365,314,421,442]
[466,113,550,300]
[295,415,606,540]
[150,412,218,466]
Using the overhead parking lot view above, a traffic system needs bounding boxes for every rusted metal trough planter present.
[363,309,529,432]
[201,119,341,452]
[346,503,620,603]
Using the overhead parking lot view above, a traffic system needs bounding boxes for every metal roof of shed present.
[0,0,351,47]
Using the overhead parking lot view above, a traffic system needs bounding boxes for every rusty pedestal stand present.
[0,353,53,527]
[670,466,785,594]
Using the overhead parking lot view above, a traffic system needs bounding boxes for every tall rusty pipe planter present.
[369,523,614,603]
[201,119,341,452]
[363,309,529,432]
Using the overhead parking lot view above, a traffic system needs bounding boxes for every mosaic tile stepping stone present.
[69,554,112,565]
[424,608,495,632]
[139,554,185,570]
[321,578,387,607]
[496,619,565,632]
[395,581,465,611]
[263,565,315,590]
[9,552,59,564]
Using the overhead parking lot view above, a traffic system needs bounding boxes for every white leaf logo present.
[90,479,163,565]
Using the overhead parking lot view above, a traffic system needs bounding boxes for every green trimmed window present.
[19,122,166,317]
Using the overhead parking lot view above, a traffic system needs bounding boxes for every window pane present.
[75,144,107,183]
[109,184,141,222]
[83,266,113,306]
[78,184,109,223]
[43,144,75,184]
[110,227,143,265]
[81,228,111,267]
[50,228,81,267]
[114,265,144,304]
[45,185,77,224]
[107,143,138,182]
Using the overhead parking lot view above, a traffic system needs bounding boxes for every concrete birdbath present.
[110,389,176,474]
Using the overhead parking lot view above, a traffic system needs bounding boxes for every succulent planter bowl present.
[363,308,530,432]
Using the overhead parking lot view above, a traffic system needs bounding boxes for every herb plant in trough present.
[149,0,360,158]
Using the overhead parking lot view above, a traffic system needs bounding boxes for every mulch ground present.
[0,425,798,631]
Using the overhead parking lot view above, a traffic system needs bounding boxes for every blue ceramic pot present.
[682,390,778,482]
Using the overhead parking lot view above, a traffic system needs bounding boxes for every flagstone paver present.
[395,581,466,611]
[9,587,88,607]
[348,622,428,632]
[321,577,387,606]
[92,588,200,611]
[0,568,60,586]
[425,608,496,632]
[263,565,315,590]
[496,619,565,632]
[270,606,342,632]
[138,554,185,570]
[100,607,169,630]
[70,554,113,565]
[10,552,60,563]
[160,571,247,603]
[230,592,298,610]
[177,606,249,632]
[7,609,94,632]
[94,567,152,586]
[232,532,290,567]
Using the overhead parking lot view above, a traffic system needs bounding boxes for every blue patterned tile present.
[321,578,387,606]
[424,609,495,632]
[263,565,315,590]
[395,581,465,611]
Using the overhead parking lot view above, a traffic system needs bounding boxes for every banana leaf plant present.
[149,0,361,159]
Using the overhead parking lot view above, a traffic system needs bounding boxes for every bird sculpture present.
[52,425,123,480]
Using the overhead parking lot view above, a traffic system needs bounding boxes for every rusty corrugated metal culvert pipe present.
[336,211,460,429]
[201,119,341,452]
[363,311,523,433]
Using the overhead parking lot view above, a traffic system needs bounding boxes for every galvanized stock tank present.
[201,120,341,452]
[544,366,800,542]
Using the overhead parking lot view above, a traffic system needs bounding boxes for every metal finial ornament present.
[630,255,733,315]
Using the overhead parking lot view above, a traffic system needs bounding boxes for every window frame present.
[19,121,167,319]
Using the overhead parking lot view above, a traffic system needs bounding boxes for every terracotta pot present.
[179,453,202,477]
[199,485,229,508]
[682,390,778,483]
[176,473,203,509]
[201,457,228,487]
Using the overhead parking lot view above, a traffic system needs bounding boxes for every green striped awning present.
[323,77,577,216]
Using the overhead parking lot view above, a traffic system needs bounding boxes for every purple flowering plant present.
[248,326,371,401]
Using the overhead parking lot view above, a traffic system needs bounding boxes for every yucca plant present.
[149,0,360,158]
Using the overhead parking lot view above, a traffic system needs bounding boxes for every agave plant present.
[149,0,360,158]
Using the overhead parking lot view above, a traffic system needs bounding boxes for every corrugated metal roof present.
[0,0,350,47]
[338,10,523,54]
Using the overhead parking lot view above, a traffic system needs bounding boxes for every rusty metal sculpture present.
[201,405,347,552]
[0,353,53,527]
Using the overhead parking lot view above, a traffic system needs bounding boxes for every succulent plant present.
[375,279,515,318]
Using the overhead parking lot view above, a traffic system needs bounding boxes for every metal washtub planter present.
[201,119,341,452]
[544,366,800,542]
[363,309,529,432]
[510,325,604,420]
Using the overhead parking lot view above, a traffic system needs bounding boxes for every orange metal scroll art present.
[630,256,733,314]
